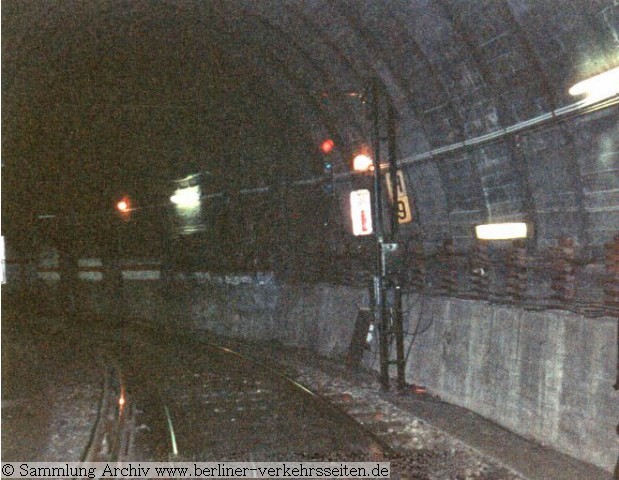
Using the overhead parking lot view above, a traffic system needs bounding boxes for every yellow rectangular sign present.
[385,170,408,200]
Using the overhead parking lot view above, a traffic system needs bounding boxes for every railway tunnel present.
[2,1,618,478]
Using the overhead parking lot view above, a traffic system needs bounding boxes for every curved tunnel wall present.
[4,0,619,250]
[211,0,619,253]
[3,0,619,474]
[396,105,619,251]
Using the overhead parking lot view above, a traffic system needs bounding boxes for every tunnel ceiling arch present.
[3,0,619,245]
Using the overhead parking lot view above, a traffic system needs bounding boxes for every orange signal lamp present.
[116,198,130,213]
[353,154,374,173]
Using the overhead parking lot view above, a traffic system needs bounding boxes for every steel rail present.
[133,320,394,459]
[80,362,133,467]
[203,343,396,459]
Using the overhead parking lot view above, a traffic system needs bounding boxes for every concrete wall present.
[177,279,365,355]
[172,278,617,473]
[398,295,617,472]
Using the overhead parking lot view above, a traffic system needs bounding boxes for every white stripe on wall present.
[38,271,61,281]
[78,271,104,281]
[122,270,161,280]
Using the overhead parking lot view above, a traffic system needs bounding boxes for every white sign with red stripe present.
[350,189,373,236]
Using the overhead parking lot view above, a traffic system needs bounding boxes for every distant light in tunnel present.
[569,66,619,103]
[321,138,335,154]
[475,222,528,240]
[170,185,201,208]
[116,198,130,213]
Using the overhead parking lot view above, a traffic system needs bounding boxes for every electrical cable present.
[403,294,432,367]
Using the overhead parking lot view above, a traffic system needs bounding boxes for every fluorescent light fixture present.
[569,66,619,103]
[350,189,373,236]
[475,222,527,240]
[170,185,201,208]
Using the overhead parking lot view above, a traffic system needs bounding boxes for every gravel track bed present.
[2,311,110,462]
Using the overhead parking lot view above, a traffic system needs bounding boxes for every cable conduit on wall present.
[242,95,619,192]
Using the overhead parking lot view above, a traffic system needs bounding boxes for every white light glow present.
[350,189,373,236]
[353,154,374,173]
[170,185,201,208]
[475,222,528,240]
[569,66,619,103]
[117,200,130,212]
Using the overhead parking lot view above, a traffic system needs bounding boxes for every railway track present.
[79,323,524,479]
[65,320,388,465]
[208,344,395,456]
[81,362,134,464]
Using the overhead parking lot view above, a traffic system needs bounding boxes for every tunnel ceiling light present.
[475,222,527,240]
[170,185,201,208]
[569,66,619,103]
[353,154,374,173]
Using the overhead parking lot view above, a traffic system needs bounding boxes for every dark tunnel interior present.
[1,0,618,476]
[3,1,619,265]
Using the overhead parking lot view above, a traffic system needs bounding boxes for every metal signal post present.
[368,80,406,391]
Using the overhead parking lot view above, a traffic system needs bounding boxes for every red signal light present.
[321,139,335,154]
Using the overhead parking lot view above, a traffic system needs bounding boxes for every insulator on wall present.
[604,234,619,308]
[549,236,577,303]
[505,239,528,303]
[470,241,490,300]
